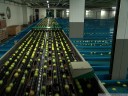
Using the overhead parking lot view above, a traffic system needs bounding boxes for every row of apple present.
[35,18,60,28]
[0,30,46,95]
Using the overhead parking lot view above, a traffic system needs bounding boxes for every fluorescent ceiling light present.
[113,11,116,16]
[47,0,49,3]
[112,6,116,10]
[86,10,89,13]
[101,10,106,16]
[66,10,69,13]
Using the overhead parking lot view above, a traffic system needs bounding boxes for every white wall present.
[100,10,109,19]
[27,7,33,23]
[60,9,115,19]
[85,9,116,19]
[32,8,116,19]
[22,6,27,24]
[0,2,23,26]
[70,0,85,22]
[0,2,33,26]
[34,8,46,19]
[39,8,46,19]
[61,9,115,19]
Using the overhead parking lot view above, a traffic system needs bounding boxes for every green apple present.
[25,56,27,59]
[65,84,69,90]
[13,54,16,56]
[9,83,13,87]
[43,73,47,77]
[87,83,92,89]
[30,90,35,96]
[64,51,67,54]
[62,74,66,79]
[35,69,39,71]
[38,59,41,62]
[24,70,28,74]
[77,85,82,89]
[42,85,46,91]
[60,65,64,69]
[44,65,47,69]
[14,59,18,62]
[59,60,62,63]
[9,67,13,70]
[52,59,56,63]
[0,80,3,85]
[14,72,19,78]
[30,59,33,62]
[11,64,14,68]
[44,60,47,63]
[5,71,9,75]
[53,64,56,67]
[112,88,116,91]
[79,89,83,93]
[68,60,70,63]
[66,57,69,59]
[17,69,21,72]
[6,86,11,93]
[9,58,12,61]
[4,61,9,66]
[117,81,121,84]
[74,60,77,62]
[34,72,38,77]
[40,52,43,55]
[53,75,57,79]
[17,56,20,59]
[25,92,29,95]
[22,76,25,80]
[123,84,127,87]
[54,93,59,96]
[53,70,57,73]
[22,59,26,64]
[27,64,31,68]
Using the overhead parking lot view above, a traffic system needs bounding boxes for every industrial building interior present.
[0,0,128,95]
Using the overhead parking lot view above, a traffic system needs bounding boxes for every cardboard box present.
[0,20,6,29]
[3,31,8,39]
[0,31,2,41]
[7,25,21,36]
[0,29,8,41]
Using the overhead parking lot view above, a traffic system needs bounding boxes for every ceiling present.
[4,0,117,9]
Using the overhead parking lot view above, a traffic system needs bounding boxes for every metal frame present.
[110,0,121,79]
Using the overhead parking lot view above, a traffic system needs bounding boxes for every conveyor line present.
[0,18,108,96]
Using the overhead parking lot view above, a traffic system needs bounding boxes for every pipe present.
[56,0,63,6]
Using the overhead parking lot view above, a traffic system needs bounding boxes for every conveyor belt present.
[0,18,108,96]
[56,18,113,81]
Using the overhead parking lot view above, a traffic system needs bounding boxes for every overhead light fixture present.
[47,0,49,3]
[113,11,116,16]
[86,10,89,16]
[101,9,106,16]
[66,10,69,13]
[48,3,50,8]
[112,6,116,9]
[66,9,69,13]
[86,10,89,13]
